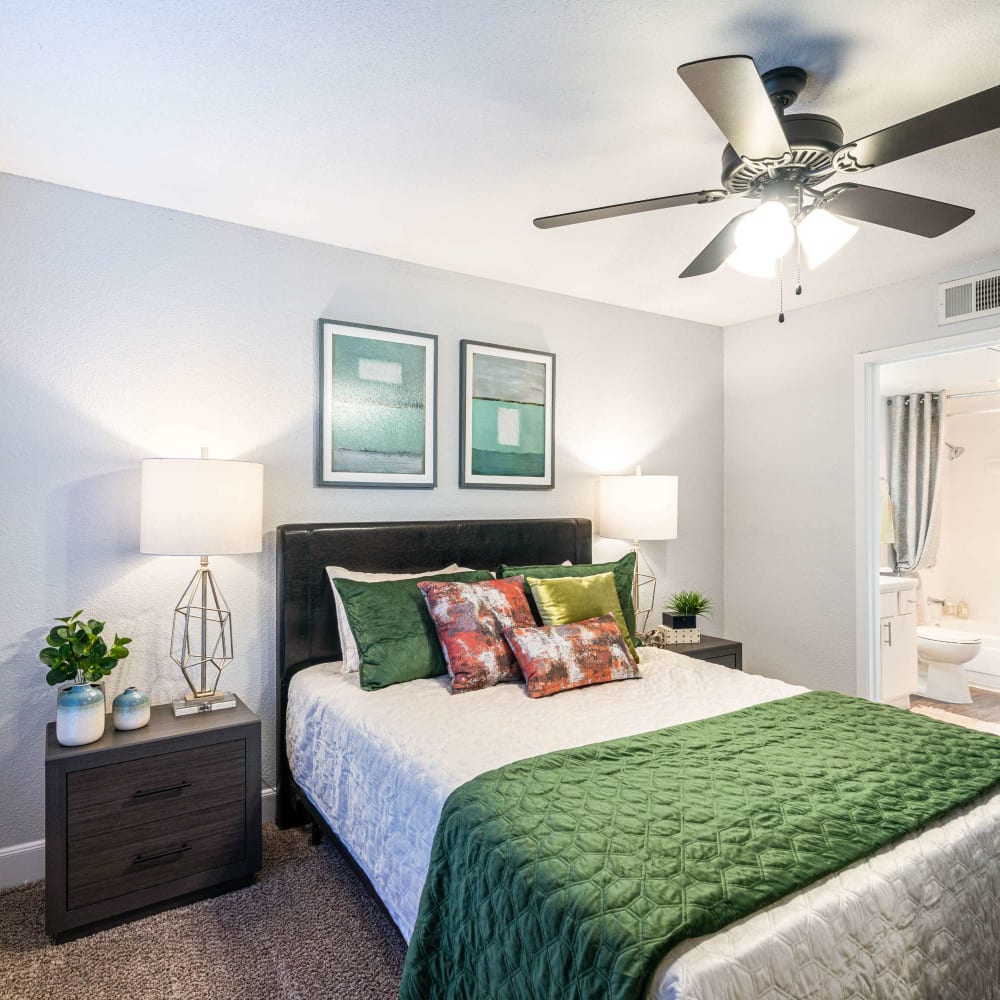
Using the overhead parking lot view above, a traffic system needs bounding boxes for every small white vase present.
[56,683,106,747]
[112,687,151,731]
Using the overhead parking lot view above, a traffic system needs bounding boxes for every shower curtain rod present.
[946,388,1000,414]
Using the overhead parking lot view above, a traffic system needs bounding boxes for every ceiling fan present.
[533,55,1000,296]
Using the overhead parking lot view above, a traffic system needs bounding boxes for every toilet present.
[916,626,982,704]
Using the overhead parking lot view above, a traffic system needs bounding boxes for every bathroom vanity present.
[879,575,919,707]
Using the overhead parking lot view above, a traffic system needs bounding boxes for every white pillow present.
[327,564,463,674]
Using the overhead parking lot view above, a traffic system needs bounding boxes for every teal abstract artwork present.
[470,352,547,478]
[331,335,426,474]
[319,320,437,488]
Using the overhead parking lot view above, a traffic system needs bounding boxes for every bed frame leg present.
[310,820,324,845]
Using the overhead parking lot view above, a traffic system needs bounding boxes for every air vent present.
[938,269,1000,325]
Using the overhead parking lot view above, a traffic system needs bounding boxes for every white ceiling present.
[2,1,999,327]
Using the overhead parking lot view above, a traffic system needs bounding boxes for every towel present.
[879,490,896,546]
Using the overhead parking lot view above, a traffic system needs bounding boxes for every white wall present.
[724,253,1000,694]
[0,173,723,850]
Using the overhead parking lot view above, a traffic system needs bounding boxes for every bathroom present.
[878,342,1000,714]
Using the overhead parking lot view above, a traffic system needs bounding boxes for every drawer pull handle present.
[132,780,192,800]
[133,843,191,865]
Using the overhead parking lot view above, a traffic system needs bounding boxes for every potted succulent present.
[663,591,715,630]
[40,610,132,747]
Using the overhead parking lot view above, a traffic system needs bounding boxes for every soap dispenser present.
[957,600,970,620]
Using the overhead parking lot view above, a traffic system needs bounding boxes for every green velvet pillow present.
[499,552,637,643]
[334,569,493,691]
[527,572,638,662]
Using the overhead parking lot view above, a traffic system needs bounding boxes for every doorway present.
[855,327,1000,706]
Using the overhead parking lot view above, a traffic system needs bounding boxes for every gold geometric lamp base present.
[170,557,236,716]
[631,542,658,635]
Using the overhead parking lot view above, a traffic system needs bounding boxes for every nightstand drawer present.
[67,801,246,910]
[67,740,245,838]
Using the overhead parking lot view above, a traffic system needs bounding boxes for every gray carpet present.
[0,824,407,1000]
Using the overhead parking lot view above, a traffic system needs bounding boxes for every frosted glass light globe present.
[797,208,858,268]
[725,246,777,278]
[734,201,794,259]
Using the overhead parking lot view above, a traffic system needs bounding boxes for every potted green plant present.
[40,611,132,747]
[663,591,715,630]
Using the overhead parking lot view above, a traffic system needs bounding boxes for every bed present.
[276,518,1000,999]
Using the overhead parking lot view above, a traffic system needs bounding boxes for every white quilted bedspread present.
[286,648,1000,999]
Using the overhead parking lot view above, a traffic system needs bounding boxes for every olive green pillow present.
[499,552,638,643]
[527,571,638,662]
[334,569,492,691]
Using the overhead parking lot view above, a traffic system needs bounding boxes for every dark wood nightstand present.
[656,628,743,671]
[45,696,261,941]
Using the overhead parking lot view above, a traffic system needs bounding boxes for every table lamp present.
[599,467,678,633]
[140,449,264,716]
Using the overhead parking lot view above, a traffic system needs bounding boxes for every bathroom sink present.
[879,574,918,594]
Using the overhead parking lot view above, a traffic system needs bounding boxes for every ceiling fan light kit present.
[726,197,859,277]
[534,54,1000,320]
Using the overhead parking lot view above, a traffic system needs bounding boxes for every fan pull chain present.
[778,255,785,323]
[795,230,802,296]
[795,188,803,297]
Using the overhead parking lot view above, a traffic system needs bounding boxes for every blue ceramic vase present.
[112,687,151,731]
[56,683,106,747]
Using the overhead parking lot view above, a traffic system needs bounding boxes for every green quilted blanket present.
[399,691,1000,1000]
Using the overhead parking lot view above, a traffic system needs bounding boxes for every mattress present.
[286,647,1000,999]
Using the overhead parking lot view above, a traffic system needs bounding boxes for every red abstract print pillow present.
[503,614,641,699]
[418,576,535,693]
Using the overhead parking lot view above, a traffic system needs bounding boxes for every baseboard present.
[0,785,278,891]
[261,784,276,823]
[0,839,45,891]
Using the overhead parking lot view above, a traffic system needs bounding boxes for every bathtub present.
[926,617,1000,688]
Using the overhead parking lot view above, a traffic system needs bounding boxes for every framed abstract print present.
[459,340,555,490]
[318,319,437,488]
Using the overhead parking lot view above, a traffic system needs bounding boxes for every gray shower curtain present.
[887,391,946,572]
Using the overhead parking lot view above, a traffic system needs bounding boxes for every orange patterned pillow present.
[418,577,535,693]
[503,614,641,698]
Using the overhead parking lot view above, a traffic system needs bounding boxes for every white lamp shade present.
[140,458,264,555]
[599,474,678,541]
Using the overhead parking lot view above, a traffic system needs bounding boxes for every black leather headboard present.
[274,518,592,825]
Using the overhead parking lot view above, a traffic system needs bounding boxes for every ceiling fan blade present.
[679,211,752,278]
[834,84,1000,172]
[826,184,974,237]
[533,190,727,229]
[677,55,790,161]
